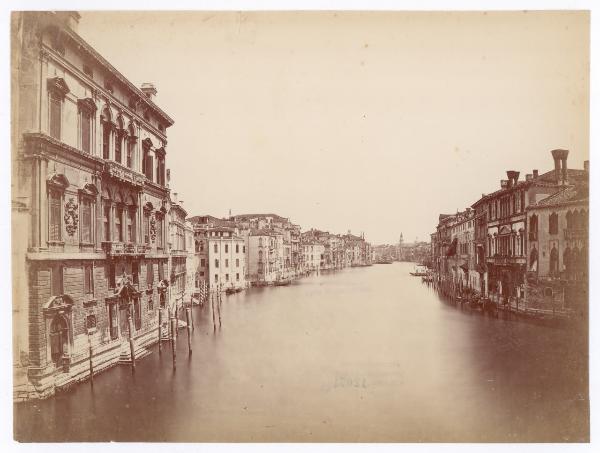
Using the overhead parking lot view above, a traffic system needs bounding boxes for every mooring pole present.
[211,292,216,331]
[158,308,163,353]
[88,335,94,386]
[186,307,192,355]
[170,316,177,369]
[128,307,136,372]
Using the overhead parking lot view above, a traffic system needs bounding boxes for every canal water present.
[14,262,588,442]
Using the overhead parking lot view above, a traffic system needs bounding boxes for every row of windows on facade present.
[195,241,245,254]
[46,260,170,300]
[528,209,588,241]
[209,258,242,268]
[48,90,166,186]
[486,191,526,221]
[48,190,164,247]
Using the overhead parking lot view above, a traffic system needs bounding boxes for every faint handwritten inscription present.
[334,374,367,389]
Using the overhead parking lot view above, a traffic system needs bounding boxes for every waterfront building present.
[524,175,588,312]
[301,242,325,273]
[12,11,174,399]
[193,225,246,291]
[168,192,188,311]
[246,229,283,284]
[471,150,588,305]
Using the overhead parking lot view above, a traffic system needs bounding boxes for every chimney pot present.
[140,82,157,100]
[533,169,539,178]
[525,174,532,181]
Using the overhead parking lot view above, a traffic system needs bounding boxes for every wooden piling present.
[128,313,136,371]
[88,337,94,386]
[158,308,163,353]
[186,308,192,355]
[170,316,177,369]
[211,293,216,331]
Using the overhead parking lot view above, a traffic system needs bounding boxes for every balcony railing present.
[486,254,526,266]
[102,241,147,257]
[103,161,145,187]
[564,228,587,240]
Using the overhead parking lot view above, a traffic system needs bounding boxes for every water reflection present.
[14,262,588,442]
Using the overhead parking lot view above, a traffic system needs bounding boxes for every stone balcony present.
[103,160,145,187]
[102,241,148,257]
[486,254,526,266]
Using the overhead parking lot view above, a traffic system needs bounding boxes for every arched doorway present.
[49,315,69,366]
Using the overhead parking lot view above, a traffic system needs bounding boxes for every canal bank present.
[15,262,588,442]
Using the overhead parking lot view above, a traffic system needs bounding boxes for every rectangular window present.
[48,190,62,241]
[132,261,139,285]
[83,264,93,295]
[81,109,91,153]
[236,244,239,253]
[236,258,240,267]
[215,259,219,268]
[236,273,240,281]
[200,259,205,267]
[50,266,63,296]
[243,246,246,253]
[226,274,229,282]
[225,259,229,268]
[49,92,61,139]
[103,203,111,242]
[146,155,153,181]
[109,303,118,339]
[225,244,229,253]
[108,263,116,289]
[214,244,218,253]
[146,262,154,288]
[158,261,164,281]
[214,274,218,283]
[115,206,123,242]
[81,198,92,243]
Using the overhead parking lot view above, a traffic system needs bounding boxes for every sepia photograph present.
[7,1,596,447]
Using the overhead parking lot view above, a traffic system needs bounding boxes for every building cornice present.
[53,27,174,127]
[41,45,169,142]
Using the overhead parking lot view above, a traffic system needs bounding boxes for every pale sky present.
[78,11,589,245]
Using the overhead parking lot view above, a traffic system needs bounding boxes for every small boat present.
[410,265,428,277]
[376,259,393,264]
[274,278,291,286]
[225,287,243,295]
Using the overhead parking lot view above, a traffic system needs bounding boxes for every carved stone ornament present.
[149,213,157,242]
[64,198,79,236]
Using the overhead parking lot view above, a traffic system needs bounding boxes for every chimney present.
[501,180,509,189]
[551,149,569,185]
[55,11,81,32]
[506,170,519,187]
[533,169,539,179]
[525,174,532,181]
[141,83,157,100]
[584,160,589,172]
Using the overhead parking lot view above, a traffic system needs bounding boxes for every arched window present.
[49,315,69,365]
[528,214,538,241]
[100,106,113,160]
[529,246,538,272]
[566,210,573,230]
[126,123,137,169]
[563,246,572,276]
[125,195,137,243]
[549,212,559,235]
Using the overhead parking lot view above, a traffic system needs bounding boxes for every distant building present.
[193,225,246,292]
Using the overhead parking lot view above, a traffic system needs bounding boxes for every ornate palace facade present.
[12,11,174,399]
